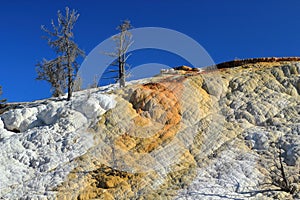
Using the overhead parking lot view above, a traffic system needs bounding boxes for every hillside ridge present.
[215,56,300,69]
[0,58,300,199]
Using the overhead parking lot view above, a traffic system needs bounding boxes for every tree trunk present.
[120,64,125,87]
[119,56,125,87]
[67,45,72,101]
[67,65,72,101]
[66,38,73,101]
[279,147,290,192]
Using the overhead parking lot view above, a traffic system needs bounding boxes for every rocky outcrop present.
[56,60,300,199]
[1,59,299,199]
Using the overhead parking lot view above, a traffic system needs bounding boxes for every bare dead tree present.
[0,85,7,105]
[269,140,299,195]
[37,7,84,100]
[106,20,133,87]
[73,73,82,92]
[88,75,100,89]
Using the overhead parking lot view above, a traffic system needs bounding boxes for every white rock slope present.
[0,89,116,199]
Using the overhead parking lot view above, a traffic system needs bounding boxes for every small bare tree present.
[0,85,6,105]
[36,57,66,97]
[37,7,84,100]
[268,140,299,195]
[73,74,83,92]
[106,20,133,87]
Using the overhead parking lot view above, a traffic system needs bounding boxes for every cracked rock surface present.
[1,61,300,199]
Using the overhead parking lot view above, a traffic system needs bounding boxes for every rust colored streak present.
[116,79,184,153]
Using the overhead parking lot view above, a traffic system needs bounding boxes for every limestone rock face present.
[1,60,300,199]
[55,61,300,199]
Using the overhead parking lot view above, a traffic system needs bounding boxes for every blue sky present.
[1,0,300,102]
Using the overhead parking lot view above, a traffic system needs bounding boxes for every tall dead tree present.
[106,20,133,87]
[37,7,84,100]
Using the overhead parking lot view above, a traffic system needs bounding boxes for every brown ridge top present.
[173,65,200,71]
[215,57,300,69]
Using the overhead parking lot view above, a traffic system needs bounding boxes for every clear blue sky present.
[1,0,300,102]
